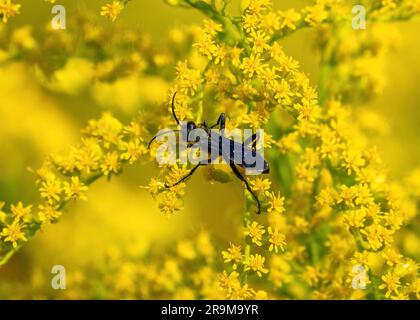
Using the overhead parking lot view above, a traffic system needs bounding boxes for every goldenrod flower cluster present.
[143,0,419,299]
[0,0,419,300]
[0,0,20,23]
[0,112,148,265]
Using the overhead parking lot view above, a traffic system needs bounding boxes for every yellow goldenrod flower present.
[342,149,365,175]
[74,140,101,175]
[221,243,242,264]
[245,221,265,246]
[260,66,278,87]
[87,113,123,147]
[266,191,285,214]
[295,101,321,122]
[213,45,228,65]
[248,29,270,53]
[0,0,21,23]
[267,227,286,253]
[249,178,271,195]
[391,293,409,300]
[10,202,32,223]
[363,203,382,224]
[304,4,328,26]
[120,139,146,164]
[245,254,269,277]
[229,283,255,299]
[167,164,190,185]
[243,111,262,129]
[203,19,222,36]
[319,126,342,160]
[39,178,62,204]
[142,178,163,198]
[38,204,62,224]
[1,221,27,248]
[302,266,320,287]
[361,224,392,251]
[175,61,202,95]
[243,13,259,33]
[316,188,336,208]
[337,185,356,207]
[279,9,301,30]
[193,34,217,60]
[101,152,121,176]
[382,248,403,267]
[354,184,374,206]
[343,209,366,229]
[408,279,420,299]
[260,12,280,34]
[246,0,271,16]
[273,79,294,106]
[255,290,268,300]
[240,54,266,78]
[158,191,182,216]
[124,119,146,139]
[100,1,124,22]
[379,271,401,298]
[219,270,240,292]
[63,176,89,201]
[350,252,370,269]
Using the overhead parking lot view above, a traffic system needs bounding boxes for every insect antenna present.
[171,92,180,126]
[148,130,180,149]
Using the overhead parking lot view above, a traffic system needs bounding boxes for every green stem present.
[242,196,251,284]
[318,63,331,107]
[184,0,224,23]
[0,249,16,267]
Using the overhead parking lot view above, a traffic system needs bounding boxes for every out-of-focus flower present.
[0,0,21,23]
[101,1,124,22]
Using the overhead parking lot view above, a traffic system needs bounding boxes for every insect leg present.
[229,162,261,214]
[244,132,259,150]
[171,92,180,126]
[148,129,180,149]
[165,163,202,188]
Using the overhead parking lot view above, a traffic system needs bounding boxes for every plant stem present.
[242,195,251,284]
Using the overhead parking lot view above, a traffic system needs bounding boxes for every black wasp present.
[148,93,270,214]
